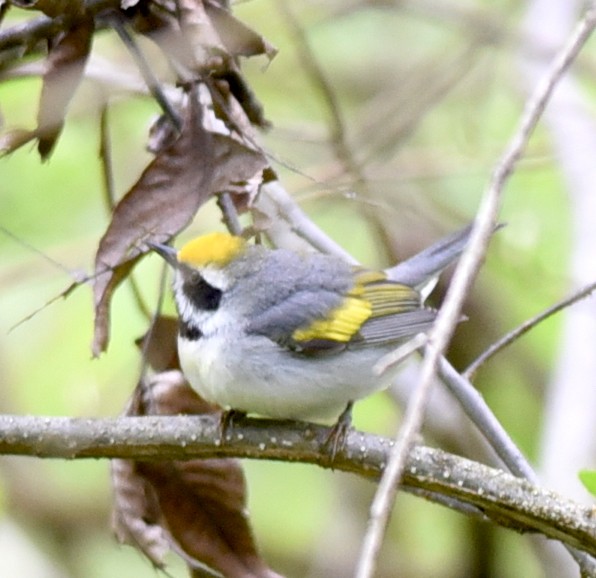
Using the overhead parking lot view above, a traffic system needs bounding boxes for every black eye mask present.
[182,270,222,311]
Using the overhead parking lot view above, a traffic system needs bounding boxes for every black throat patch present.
[179,319,203,341]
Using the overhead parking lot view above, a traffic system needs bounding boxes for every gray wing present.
[352,309,437,347]
[246,288,347,351]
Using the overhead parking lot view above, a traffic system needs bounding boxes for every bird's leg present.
[323,401,354,462]
[218,409,247,444]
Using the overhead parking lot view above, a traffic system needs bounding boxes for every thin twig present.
[98,104,153,320]
[0,225,93,331]
[373,333,427,376]
[99,104,116,207]
[278,1,360,179]
[0,0,123,50]
[260,181,358,263]
[109,13,182,132]
[355,6,596,578]
[217,192,243,236]
[439,357,537,481]
[465,279,596,380]
[0,224,79,278]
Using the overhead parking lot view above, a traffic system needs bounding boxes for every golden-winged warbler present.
[151,225,471,423]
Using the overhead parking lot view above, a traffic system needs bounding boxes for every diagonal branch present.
[356,4,596,578]
[464,279,596,379]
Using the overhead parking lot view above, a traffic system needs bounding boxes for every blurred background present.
[1,0,595,576]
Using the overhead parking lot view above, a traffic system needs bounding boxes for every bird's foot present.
[218,409,247,444]
[323,401,354,463]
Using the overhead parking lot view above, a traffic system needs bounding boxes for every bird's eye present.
[182,272,222,311]
[187,272,203,287]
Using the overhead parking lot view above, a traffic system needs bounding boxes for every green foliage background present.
[0,1,587,576]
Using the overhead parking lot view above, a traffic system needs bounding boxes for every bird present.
[150,225,472,431]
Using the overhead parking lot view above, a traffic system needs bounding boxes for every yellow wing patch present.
[291,269,421,345]
[292,295,372,343]
[178,232,246,268]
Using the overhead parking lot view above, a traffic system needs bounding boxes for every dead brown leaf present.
[0,128,36,156]
[10,0,84,18]
[92,85,267,355]
[111,457,169,570]
[141,368,219,416]
[135,315,180,373]
[138,459,281,578]
[204,0,277,61]
[37,17,94,159]
[113,371,282,577]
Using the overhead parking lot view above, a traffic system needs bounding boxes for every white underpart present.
[178,328,400,422]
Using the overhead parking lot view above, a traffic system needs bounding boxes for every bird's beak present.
[148,241,179,268]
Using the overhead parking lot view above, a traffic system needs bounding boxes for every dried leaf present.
[135,315,180,373]
[178,0,224,60]
[0,128,36,156]
[142,369,219,416]
[111,458,169,569]
[210,132,266,193]
[10,0,83,17]
[92,85,265,355]
[114,372,281,577]
[138,459,279,578]
[92,91,210,356]
[204,0,277,60]
[37,17,94,159]
[128,0,271,128]
[214,71,271,128]
[111,378,173,568]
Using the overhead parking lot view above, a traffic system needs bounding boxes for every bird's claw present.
[322,401,354,463]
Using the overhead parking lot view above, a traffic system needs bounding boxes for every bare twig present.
[373,333,427,376]
[465,279,596,379]
[260,180,358,262]
[439,358,536,481]
[99,104,116,207]
[0,225,78,278]
[278,1,360,179]
[109,13,182,132]
[217,192,243,236]
[98,104,153,321]
[355,6,596,578]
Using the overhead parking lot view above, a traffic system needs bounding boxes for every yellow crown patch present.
[178,232,246,267]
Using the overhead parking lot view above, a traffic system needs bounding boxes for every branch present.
[464,279,596,379]
[0,414,595,557]
[356,4,596,577]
